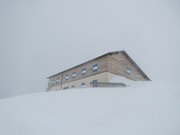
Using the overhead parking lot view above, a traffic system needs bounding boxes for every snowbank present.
[0,83,180,135]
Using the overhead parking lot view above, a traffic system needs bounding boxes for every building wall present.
[48,72,117,90]
[48,51,149,91]
[92,82,126,88]
[107,52,147,81]
[61,56,108,84]
[61,72,112,89]
[48,56,108,91]
[49,85,61,91]
[48,74,62,90]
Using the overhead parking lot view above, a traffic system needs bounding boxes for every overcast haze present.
[0,0,180,98]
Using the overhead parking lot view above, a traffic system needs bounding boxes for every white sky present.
[0,0,180,98]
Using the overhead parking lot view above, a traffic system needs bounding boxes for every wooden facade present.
[47,51,150,91]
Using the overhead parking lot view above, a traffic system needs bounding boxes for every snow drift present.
[0,82,180,135]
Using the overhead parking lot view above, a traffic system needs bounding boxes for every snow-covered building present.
[47,51,150,91]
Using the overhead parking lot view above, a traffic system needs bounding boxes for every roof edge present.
[47,51,123,79]
[121,51,151,81]
[47,50,151,81]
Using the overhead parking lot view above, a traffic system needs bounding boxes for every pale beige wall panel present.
[62,72,111,89]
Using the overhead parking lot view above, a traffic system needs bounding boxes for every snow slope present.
[0,83,180,135]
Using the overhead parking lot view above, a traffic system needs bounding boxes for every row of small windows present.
[65,64,99,81]
[52,64,98,84]
[51,66,141,85]
[51,78,60,84]
[63,80,98,89]
[63,83,86,89]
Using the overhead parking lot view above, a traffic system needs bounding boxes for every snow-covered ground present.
[0,82,180,135]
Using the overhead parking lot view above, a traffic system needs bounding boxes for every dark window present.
[51,80,55,84]
[65,75,69,80]
[72,72,76,79]
[56,78,60,84]
[92,80,98,84]
[137,74,141,79]
[126,67,132,74]
[81,83,86,88]
[81,68,86,75]
[63,87,69,90]
[92,64,98,72]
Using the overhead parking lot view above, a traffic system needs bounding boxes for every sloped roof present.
[121,51,151,81]
[47,50,151,81]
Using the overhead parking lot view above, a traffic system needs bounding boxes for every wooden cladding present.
[48,51,150,90]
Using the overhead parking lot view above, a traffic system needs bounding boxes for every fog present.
[0,0,180,98]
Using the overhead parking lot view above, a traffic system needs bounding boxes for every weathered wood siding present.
[48,74,62,90]
[61,56,108,84]
[47,51,150,90]
[107,52,147,81]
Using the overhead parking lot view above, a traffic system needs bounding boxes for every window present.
[81,68,86,75]
[65,74,69,80]
[91,80,98,87]
[81,83,86,88]
[137,74,141,79]
[126,67,132,74]
[51,80,55,84]
[91,80,98,84]
[63,87,69,90]
[92,64,98,72]
[56,78,60,83]
[72,72,76,79]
